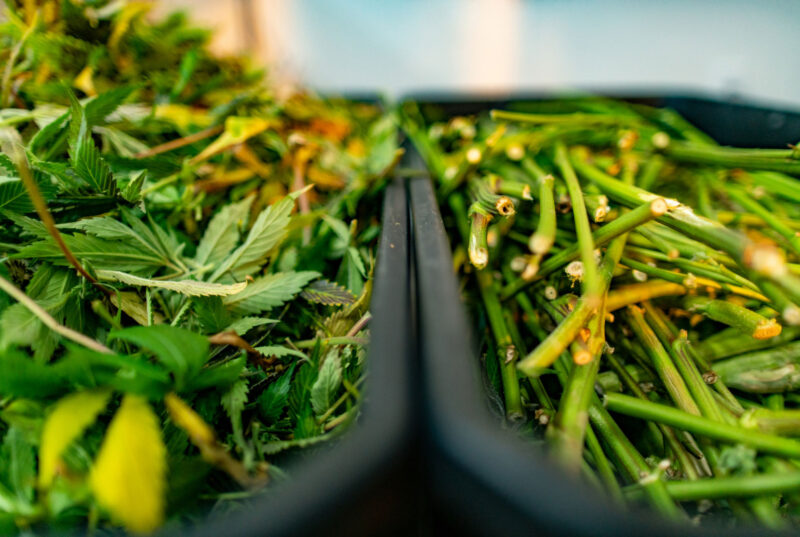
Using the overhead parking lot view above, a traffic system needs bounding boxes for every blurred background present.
[158,0,800,108]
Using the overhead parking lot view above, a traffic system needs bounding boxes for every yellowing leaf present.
[164,393,215,446]
[73,66,97,97]
[191,117,273,164]
[90,395,166,534]
[154,104,212,131]
[39,389,111,488]
[96,270,248,297]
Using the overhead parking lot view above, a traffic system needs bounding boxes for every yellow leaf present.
[191,116,274,164]
[73,66,97,97]
[39,389,111,488]
[108,2,152,57]
[154,104,212,132]
[90,395,166,534]
[164,393,215,446]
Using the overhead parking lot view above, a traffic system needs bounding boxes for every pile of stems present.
[404,97,800,528]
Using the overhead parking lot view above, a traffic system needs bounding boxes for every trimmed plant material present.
[404,96,800,527]
[0,1,398,534]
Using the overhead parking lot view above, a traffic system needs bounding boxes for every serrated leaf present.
[223,271,318,315]
[210,196,295,281]
[0,348,69,398]
[0,303,41,348]
[0,177,31,212]
[71,139,116,195]
[84,86,137,126]
[257,364,295,422]
[254,345,307,360]
[109,326,209,390]
[225,317,276,335]
[194,196,253,269]
[28,112,68,157]
[90,395,166,534]
[14,233,166,273]
[221,380,249,443]
[39,389,111,488]
[310,349,342,416]
[97,270,247,297]
[121,170,146,202]
[300,279,356,306]
[0,427,36,505]
[185,357,245,392]
[192,116,273,163]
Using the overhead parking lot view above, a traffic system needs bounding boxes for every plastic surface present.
[408,98,800,537]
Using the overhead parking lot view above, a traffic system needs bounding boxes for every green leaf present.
[0,427,36,505]
[300,279,356,306]
[221,379,249,444]
[0,304,41,348]
[310,349,342,416]
[185,357,245,392]
[223,271,318,315]
[96,270,248,297]
[28,112,69,156]
[170,49,199,101]
[0,177,31,212]
[194,196,253,269]
[192,297,232,335]
[67,91,116,195]
[254,345,307,360]
[84,86,137,126]
[210,196,295,281]
[109,326,210,390]
[0,348,68,398]
[14,233,166,273]
[225,317,276,335]
[257,364,295,422]
[121,170,146,202]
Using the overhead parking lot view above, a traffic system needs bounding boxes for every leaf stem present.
[0,274,112,354]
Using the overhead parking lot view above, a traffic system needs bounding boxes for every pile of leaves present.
[0,0,398,534]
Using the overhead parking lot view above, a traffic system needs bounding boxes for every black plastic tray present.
[179,178,415,537]
[408,97,800,537]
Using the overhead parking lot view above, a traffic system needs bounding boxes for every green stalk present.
[570,152,800,296]
[641,303,725,423]
[588,399,683,518]
[619,256,767,302]
[606,353,703,481]
[741,408,800,436]
[605,392,800,459]
[660,139,800,175]
[726,186,800,256]
[491,110,642,128]
[501,199,666,299]
[635,225,678,259]
[625,305,701,416]
[685,296,783,340]
[554,140,600,299]
[696,326,800,362]
[584,424,624,501]
[476,258,524,418]
[625,472,800,501]
[516,295,595,377]
[714,341,800,393]
[467,204,492,269]
[549,235,627,468]
[529,174,556,255]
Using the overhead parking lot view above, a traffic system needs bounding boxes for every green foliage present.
[0,0,395,532]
